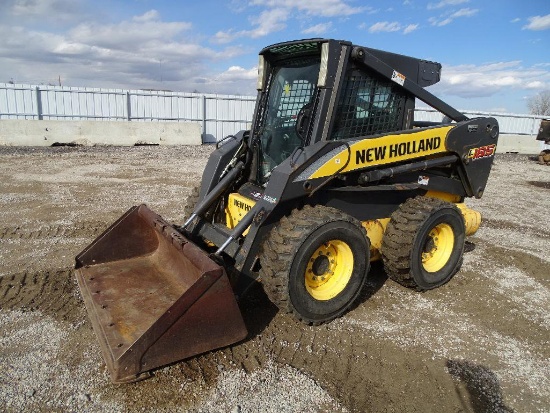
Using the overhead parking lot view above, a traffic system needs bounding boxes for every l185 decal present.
[468,144,496,160]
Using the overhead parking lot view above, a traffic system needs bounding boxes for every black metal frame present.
[184,38,498,298]
[350,46,468,122]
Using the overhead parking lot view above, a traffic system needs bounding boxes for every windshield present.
[256,57,320,185]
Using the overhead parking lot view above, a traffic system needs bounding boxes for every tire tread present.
[381,196,464,290]
[259,205,369,325]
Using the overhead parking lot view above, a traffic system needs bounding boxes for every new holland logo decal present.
[306,126,454,180]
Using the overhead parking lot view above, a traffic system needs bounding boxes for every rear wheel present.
[260,205,370,325]
[381,196,465,290]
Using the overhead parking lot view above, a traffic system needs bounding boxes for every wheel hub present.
[305,240,353,301]
[421,223,454,273]
[311,255,330,276]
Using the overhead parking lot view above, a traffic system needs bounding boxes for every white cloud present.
[213,30,238,45]
[525,81,545,89]
[189,65,258,95]
[433,61,550,98]
[427,0,469,10]
[0,11,249,93]
[69,10,192,51]
[10,0,81,16]
[302,22,333,35]
[369,21,402,33]
[213,0,363,43]
[451,8,478,18]
[132,10,161,23]
[523,14,550,31]
[429,7,478,26]
[216,66,257,82]
[250,0,363,17]
[510,17,521,23]
[435,18,452,26]
[3,0,90,26]
[367,21,419,34]
[403,24,419,34]
[248,8,288,37]
[212,8,288,44]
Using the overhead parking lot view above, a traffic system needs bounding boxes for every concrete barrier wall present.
[0,120,544,153]
[0,119,201,146]
[496,134,544,154]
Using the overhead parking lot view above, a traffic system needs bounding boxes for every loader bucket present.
[74,204,247,383]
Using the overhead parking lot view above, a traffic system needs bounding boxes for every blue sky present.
[1,0,549,113]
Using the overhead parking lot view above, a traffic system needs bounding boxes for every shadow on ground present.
[447,359,515,413]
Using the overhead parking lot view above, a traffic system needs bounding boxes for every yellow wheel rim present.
[305,240,353,301]
[421,223,454,273]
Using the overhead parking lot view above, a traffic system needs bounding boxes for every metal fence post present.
[35,86,43,120]
[202,94,207,143]
[126,91,131,121]
[532,115,539,136]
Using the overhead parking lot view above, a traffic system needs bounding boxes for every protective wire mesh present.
[277,80,316,126]
[331,71,406,140]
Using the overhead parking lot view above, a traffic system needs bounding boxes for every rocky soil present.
[0,146,548,412]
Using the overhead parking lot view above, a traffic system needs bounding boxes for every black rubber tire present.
[259,205,370,325]
[381,196,465,290]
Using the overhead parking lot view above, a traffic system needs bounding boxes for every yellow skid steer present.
[75,39,499,383]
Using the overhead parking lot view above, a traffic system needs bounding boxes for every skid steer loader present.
[75,38,499,383]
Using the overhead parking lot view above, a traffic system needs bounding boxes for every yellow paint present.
[362,200,482,261]
[421,223,454,272]
[361,218,390,261]
[425,190,461,203]
[225,193,256,235]
[284,83,291,95]
[309,125,454,179]
[304,239,354,301]
[425,194,481,235]
[225,191,479,269]
[456,203,482,235]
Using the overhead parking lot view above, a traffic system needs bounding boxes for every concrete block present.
[496,134,541,154]
[0,120,201,146]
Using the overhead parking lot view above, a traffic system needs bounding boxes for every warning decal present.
[391,70,406,86]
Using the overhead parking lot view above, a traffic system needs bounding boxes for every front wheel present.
[381,196,465,290]
[260,205,370,325]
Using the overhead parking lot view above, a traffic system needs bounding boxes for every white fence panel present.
[39,86,127,121]
[415,107,544,135]
[0,85,37,119]
[203,95,255,141]
[1,83,546,143]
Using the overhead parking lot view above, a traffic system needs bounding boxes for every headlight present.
[257,55,266,91]
[317,42,329,87]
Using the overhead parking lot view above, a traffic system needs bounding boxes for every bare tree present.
[527,90,550,116]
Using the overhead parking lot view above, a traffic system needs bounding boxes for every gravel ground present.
[0,146,548,412]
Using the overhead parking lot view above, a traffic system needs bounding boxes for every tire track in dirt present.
[483,218,550,240]
[0,221,106,240]
[103,265,463,411]
[151,282,461,412]
[0,268,83,324]
[218,272,382,411]
[257,319,374,412]
[234,307,447,411]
